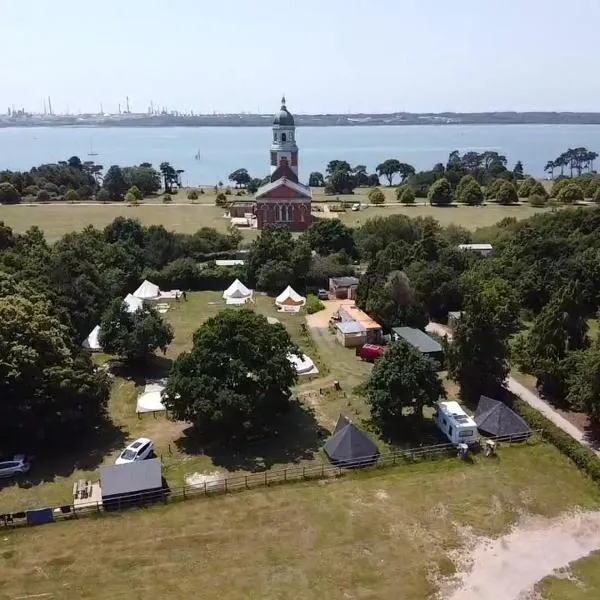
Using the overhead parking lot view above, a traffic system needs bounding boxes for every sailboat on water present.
[194,149,201,160]
[88,141,99,157]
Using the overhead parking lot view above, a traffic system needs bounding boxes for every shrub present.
[513,399,600,483]
[23,185,40,196]
[36,189,50,203]
[528,193,547,207]
[127,185,143,200]
[584,177,600,199]
[170,188,179,196]
[64,189,79,203]
[496,181,519,205]
[199,188,205,195]
[485,178,505,200]
[44,182,59,194]
[187,189,199,200]
[216,192,228,206]
[0,182,21,205]
[427,177,453,205]
[225,187,232,195]
[457,180,483,205]
[518,177,537,198]
[162,194,172,204]
[125,192,137,205]
[557,183,584,204]
[551,177,571,198]
[368,187,385,205]
[305,294,325,314]
[396,185,416,204]
[593,186,600,204]
[97,189,111,203]
[527,180,548,199]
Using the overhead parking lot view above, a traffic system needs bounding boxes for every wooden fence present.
[0,430,539,528]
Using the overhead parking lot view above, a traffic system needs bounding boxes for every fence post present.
[245,475,248,489]
[265,471,268,486]
[284,469,287,482]
[204,480,207,495]
[224,478,228,493]
[183,483,186,499]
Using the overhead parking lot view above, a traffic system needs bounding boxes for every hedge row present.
[512,398,600,482]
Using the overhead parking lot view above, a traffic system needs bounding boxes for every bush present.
[305,294,325,314]
[528,193,547,207]
[127,185,143,200]
[593,186,600,204]
[225,187,232,196]
[199,188,205,194]
[584,177,600,198]
[485,178,505,200]
[396,185,416,204]
[125,192,138,205]
[496,181,519,205]
[36,189,50,203]
[513,399,600,483]
[557,183,584,204]
[457,180,483,206]
[427,177,453,205]
[23,185,40,196]
[64,189,79,203]
[0,182,21,205]
[44,182,59,194]
[97,189,111,203]
[187,189,199,200]
[368,187,385,205]
[551,177,571,198]
[518,177,537,198]
[216,192,228,206]
[163,194,172,204]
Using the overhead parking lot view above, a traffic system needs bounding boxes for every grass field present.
[1,442,598,600]
[0,185,552,241]
[536,550,600,599]
[0,293,379,513]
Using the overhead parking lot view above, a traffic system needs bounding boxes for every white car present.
[351,203,361,211]
[115,438,155,465]
[0,455,31,478]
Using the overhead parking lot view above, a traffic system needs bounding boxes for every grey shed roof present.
[330,276,359,287]
[336,321,366,335]
[392,327,442,354]
[475,396,531,438]
[448,311,463,319]
[324,415,379,467]
[100,458,162,497]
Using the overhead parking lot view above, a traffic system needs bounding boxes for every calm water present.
[1,125,600,184]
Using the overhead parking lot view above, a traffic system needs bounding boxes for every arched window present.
[273,131,277,142]
[275,205,281,221]
[281,133,287,142]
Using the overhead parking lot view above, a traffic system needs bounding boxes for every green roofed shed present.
[391,327,443,357]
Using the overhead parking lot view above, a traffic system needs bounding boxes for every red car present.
[356,344,385,362]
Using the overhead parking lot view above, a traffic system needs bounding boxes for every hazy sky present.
[3,0,600,114]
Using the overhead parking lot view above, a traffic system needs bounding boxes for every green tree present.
[36,189,50,203]
[366,339,445,426]
[97,188,111,203]
[162,309,299,440]
[159,161,180,193]
[64,188,79,202]
[305,219,356,257]
[457,178,483,206]
[557,183,584,204]
[99,299,174,363]
[215,192,227,206]
[447,278,520,404]
[484,178,505,200]
[0,182,21,205]
[368,187,385,205]
[427,177,453,205]
[228,168,251,188]
[127,185,143,200]
[0,294,110,448]
[257,260,294,292]
[396,185,416,204]
[376,159,402,186]
[102,165,128,200]
[496,181,519,205]
[518,177,537,197]
[187,189,199,200]
[122,164,161,195]
[246,178,262,194]
[328,167,357,194]
[512,160,525,179]
[567,340,600,420]
[529,193,547,207]
[246,225,295,283]
[551,177,571,198]
[308,171,325,187]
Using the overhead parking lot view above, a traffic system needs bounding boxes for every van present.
[356,344,385,362]
[433,400,479,445]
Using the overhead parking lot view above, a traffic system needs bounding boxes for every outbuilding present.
[329,276,359,300]
[336,320,367,348]
[458,243,493,256]
[324,415,380,467]
[392,326,443,361]
[337,305,381,344]
[100,458,164,511]
[475,395,531,440]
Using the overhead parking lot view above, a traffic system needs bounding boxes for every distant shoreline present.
[4,112,600,129]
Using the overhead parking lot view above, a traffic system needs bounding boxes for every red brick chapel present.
[254,97,312,230]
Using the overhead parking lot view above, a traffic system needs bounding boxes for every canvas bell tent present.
[124,293,144,313]
[133,279,160,300]
[82,324,102,351]
[275,286,306,312]
[223,279,253,305]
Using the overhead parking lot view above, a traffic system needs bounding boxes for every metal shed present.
[336,320,367,348]
[392,327,443,357]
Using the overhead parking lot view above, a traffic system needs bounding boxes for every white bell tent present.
[275,285,306,312]
[133,279,160,300]
[223,279,253,305]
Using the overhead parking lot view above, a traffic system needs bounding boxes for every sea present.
[1,124,600,184]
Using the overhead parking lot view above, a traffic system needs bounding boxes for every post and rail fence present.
[0,430,540,529]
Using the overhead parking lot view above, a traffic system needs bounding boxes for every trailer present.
[433,400,479,445]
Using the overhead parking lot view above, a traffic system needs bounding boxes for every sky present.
[2,0,600,114]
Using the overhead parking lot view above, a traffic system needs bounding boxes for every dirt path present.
[426,322,600,455]
[444,511,600,600]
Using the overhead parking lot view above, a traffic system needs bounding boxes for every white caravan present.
[433,401,479,445]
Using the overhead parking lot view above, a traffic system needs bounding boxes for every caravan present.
[433,401,479,445]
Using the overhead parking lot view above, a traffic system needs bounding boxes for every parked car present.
[0,455,31,478]
[351,203,361,211]
[317,289,329,300]
[115,438,155,465]
[356,344,385,363]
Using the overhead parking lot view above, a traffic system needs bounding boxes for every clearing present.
[1,443,599,600]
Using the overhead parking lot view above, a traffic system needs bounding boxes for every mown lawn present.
[536,550,600,599]
[0,442,598,600]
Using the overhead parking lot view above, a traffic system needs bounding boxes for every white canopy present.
[223,279,252,304]
[82,325,102,351]
[276,285,306,307]
[136,380,167,413]
[287,352,318,375]
[124,293,143,313]
[133,279,160,299]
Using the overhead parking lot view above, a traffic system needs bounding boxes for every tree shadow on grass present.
[174,400,329,472]
[107,354,173,387]
[365,414,446,450]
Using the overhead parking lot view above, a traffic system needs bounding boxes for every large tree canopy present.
[162,309,299,440]
[0,294,110,450]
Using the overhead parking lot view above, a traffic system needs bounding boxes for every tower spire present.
[281,95,286,107]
